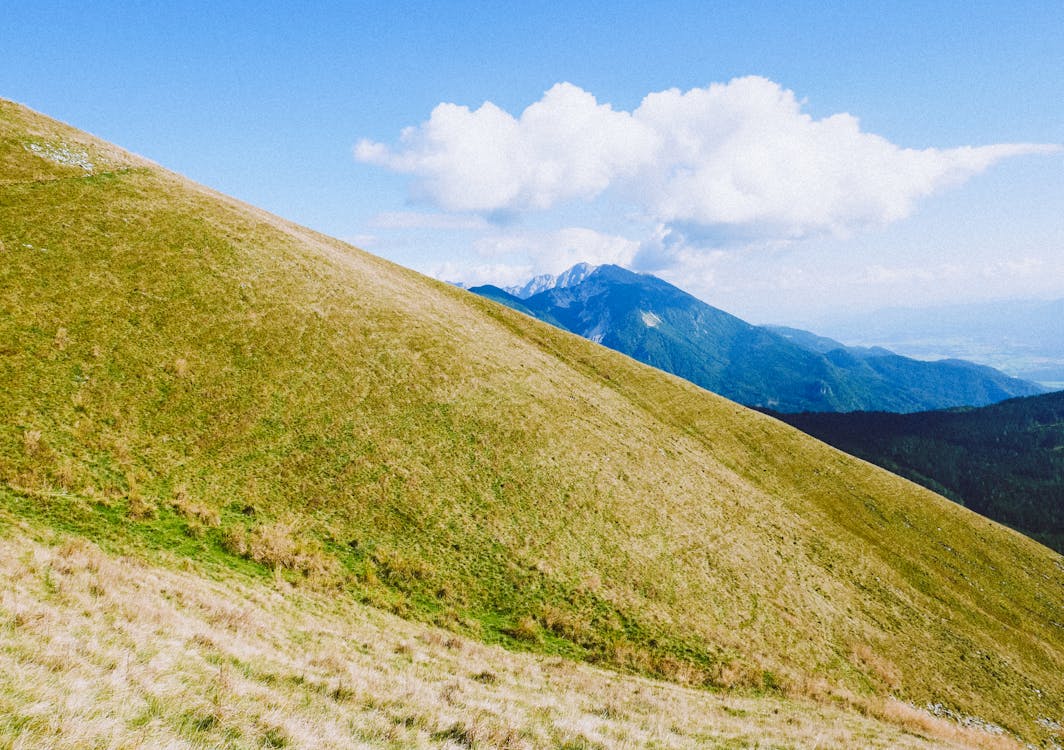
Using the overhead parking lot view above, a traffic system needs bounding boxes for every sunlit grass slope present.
[2,99,1062,746]
[2,526,1004,750]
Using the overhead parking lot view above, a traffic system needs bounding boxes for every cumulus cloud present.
[357,77,1060,240]
[357,83,656,213]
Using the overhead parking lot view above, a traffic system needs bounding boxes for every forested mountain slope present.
[775,390,1064,553]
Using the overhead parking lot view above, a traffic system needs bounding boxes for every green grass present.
[2,97,1063,746]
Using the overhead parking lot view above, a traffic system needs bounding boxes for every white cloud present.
[357,77,1060,241]
[424,227,639,289]
[474,226,638,271]
[369,211,489,230]
[357,83,657,213]
[430,261,534,289]
[857,257,1051,287]
[345,234,378,249]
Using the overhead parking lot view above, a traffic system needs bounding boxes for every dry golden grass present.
[170,484,221,528]
[223,521,337,582]
[0,528,1011,750]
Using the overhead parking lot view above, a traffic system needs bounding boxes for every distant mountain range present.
[772,390,1064,554]
[471,264,1045,413]
[811,298,1064,386]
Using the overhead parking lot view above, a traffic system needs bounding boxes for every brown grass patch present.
[504,615,542,643]
[22,429,42,456]
[653,654,710,687]
[539,603,591,642]
[852,642,902,690]
[224,521,335,581]
[370,546,433,588]
[54,457,77,489]
[875,699,1022,750]
[127,490,157,520]
[170,485,220,527]
[714,658,778,691]
[54,536,104,574]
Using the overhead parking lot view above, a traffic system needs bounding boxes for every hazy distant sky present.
[2,1,1061,324]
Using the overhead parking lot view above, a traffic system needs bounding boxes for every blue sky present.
[2,1,1062,323]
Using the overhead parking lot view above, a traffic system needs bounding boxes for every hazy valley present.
[810,300,1064,389]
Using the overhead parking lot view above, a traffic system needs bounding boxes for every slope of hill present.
[475,264,1044,412]
[773,390,1064,554]
[2,98,1064,746]
[2,527,1000,750]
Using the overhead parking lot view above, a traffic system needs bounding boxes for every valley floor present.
[0,525,1015,750]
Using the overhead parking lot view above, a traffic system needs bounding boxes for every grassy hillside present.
[773,391,1064,554]
[2,526,1002,749]
[2,98,1063,746]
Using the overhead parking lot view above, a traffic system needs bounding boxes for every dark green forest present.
[774,391,1064,553]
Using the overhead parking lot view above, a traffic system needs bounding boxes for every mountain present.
[504,260,598,298]
[475,264,1045,413]
[766,324,895,358]
[3,98,1064,746]
[772,390,1064,554]
[465,283,563,327]
[812,298,1064,387]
